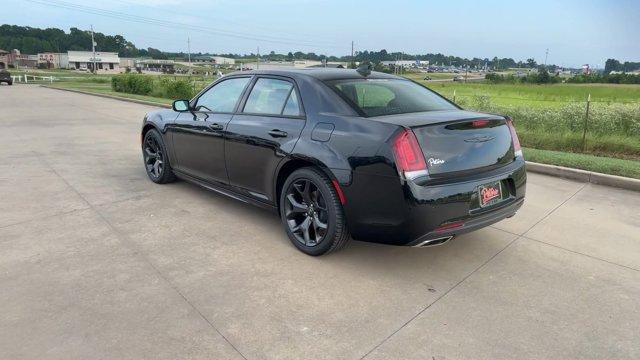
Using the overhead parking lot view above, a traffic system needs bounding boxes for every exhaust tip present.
[414,236,454,248]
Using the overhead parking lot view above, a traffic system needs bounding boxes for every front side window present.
[195,77,250,112]
[327,79,456,117]
[243,78,300,116]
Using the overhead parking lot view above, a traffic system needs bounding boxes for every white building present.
[381,60,425,68]
[212,56,235,65]
[193,56,236,65]
[67,51,120,72]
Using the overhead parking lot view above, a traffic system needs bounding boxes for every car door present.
[170,76,251,185]
[225,76,306,202]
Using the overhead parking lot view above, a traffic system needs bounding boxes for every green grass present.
[403,72,459,80]
[523,147,640,179]
[518,130,640,160]
[421,81,640,108]
[49,81,172,106]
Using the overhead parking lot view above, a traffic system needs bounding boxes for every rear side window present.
[282,90,301,116]
[195,77,250,112]
[327,79,456,117]
[243,78,300,116]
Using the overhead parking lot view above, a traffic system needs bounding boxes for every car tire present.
[142,129,176,184]
[280,167,350,256]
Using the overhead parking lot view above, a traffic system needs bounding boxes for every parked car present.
[141,69,526,255]
[423,76,432,80]
[0,69,13,85]
[453,75,465,81]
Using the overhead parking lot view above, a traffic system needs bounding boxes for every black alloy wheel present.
[280,168,350,256]
[144,135,164,179]
[284,178,329,247]
[142,129,176,184]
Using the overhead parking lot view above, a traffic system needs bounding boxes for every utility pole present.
[256,46,260,70]
[90,25,96,74]
[351,41,354,68]
[395,55,398,75]
[544,48,549,67]
[187,36,191,76]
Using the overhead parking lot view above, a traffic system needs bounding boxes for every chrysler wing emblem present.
[464,135,496,143]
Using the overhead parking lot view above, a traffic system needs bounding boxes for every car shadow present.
[168,178,513,277]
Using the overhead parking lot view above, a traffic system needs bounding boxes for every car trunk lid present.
[378,110,515,176]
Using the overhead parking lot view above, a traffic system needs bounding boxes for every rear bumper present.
[343,158,526,245]
[406,197,523,246]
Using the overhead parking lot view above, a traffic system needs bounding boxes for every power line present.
[23,0,348,50]
[107,0,336,44]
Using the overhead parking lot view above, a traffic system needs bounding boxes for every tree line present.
[2,24,557,69]
[604,59,640,74]
[0,24,161,58]
[4,24,636,75]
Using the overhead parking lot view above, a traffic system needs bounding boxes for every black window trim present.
[189,75,254,114]
[238,75,306,120]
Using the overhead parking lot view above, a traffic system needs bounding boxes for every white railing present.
[12,75,56,83]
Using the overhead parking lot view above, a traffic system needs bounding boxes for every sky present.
[2,0,639,68]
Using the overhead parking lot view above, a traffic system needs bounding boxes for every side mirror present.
[172,100,190,112]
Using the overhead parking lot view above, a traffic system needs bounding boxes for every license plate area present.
[478,181,503,208]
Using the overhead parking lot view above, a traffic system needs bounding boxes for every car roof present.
[225,68,402,81]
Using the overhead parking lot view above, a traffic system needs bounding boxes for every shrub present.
[485,71,560,84]
[566,73,640,84]
[111,74,154,95]
[158,78,195,99]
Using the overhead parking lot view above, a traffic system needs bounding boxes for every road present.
[1,85,639,360]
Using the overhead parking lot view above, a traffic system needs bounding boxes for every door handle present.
[268,129,288,138]
[208,123,224,131]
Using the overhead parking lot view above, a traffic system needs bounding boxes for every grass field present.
[404,73,640,107]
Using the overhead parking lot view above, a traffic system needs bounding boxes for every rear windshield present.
[326,78,457,117]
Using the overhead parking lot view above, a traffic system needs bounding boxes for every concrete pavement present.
[1,85,639,359]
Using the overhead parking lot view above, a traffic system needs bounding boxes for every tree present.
[536,67,550,83]
[146,47,167,59]
[604,58,622,74]
[0,24,143,57]
[526,58,537,68]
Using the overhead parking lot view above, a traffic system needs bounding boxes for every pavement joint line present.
[0,173,161,232]
[521,183,588,237]
[522,236,640,273]
[488,182,588,239]
[492,225,640,273]
[359,184,589,359]
[0,207,91,233]
[32,152,250,360]
[358,234,523,360]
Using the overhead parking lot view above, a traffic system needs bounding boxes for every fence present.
[12,75,55,83]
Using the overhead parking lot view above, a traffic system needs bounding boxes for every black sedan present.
[141,68,526,255]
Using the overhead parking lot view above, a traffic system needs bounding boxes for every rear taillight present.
[471,119,490,127]
[392,129,428,179]
[505,117,522,157]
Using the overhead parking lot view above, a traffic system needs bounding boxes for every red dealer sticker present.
[479,182,502,207]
